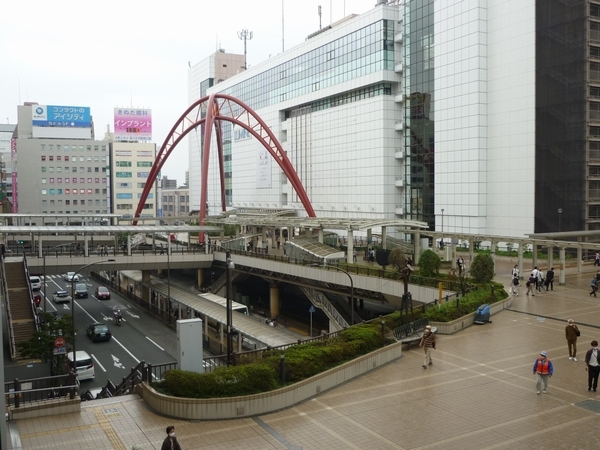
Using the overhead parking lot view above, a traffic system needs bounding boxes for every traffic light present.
[17,240,25,245]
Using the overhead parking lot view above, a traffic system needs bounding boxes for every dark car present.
[95,286,111,300]
[74,283,88,298]
[86,323,112,342]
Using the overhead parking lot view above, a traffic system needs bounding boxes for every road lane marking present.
[145,337,164,351]
[111,354,125,369]
[91,354,107,372]
[111,336,140,364]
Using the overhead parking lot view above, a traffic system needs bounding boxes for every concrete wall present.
[141,341,402,420]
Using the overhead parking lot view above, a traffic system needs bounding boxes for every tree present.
[388,247,406,273]
[470,253,494,283]
[419,249,441,277]
[17,312,75,375]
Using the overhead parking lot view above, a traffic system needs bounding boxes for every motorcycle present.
[114,310,123,326]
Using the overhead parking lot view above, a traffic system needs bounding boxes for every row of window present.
[114,150,154,157]
[42,167,106,173]
[42,211,108,214]
[115,172,150,178]
[115,161,153,167]
[41,178,106,184]
[41,188,106,195]
[164,205,188,212]
[115,204,153,210]
[41,155,106,162]
[42,199,104,206]
[163,196,190,202]
[115,193,154,199]
[39,144,107,152]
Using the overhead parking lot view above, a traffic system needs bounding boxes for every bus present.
[198,292,249,315]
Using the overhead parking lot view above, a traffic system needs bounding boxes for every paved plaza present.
[8,259,600,449]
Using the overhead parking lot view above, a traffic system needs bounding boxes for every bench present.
[393,318,437,349]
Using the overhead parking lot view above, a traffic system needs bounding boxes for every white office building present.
[189,0,595,238]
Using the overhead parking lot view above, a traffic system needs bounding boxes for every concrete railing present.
[431,298,513,334]
[140,342,402,420]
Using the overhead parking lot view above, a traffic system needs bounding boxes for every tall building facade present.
[0,124,16,207]
[162,187,190,219]
[188,0,595,238]
[13,103,109,220]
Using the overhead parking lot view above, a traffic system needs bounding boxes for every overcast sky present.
[0,0,373,186]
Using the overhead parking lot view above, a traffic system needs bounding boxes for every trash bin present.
[474,304,492,325]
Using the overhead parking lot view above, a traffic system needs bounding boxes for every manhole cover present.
[575,399,600,414]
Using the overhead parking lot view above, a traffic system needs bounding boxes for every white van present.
[66,351,95,381]
[29,276,42,291]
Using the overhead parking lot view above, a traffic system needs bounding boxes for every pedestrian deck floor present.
[8,258,600,449]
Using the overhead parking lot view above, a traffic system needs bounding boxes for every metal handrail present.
[1,257,17,359]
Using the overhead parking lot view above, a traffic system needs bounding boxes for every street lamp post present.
[558,208,563,233]
[311,263,354,326]
[225,251,235,366]
[70,259,115,373]
[43,243,73,315]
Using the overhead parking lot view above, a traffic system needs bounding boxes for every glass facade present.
[535,1,587,232]
[403,0,435,229]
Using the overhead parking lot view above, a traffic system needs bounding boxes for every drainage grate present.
[575,399,600,414]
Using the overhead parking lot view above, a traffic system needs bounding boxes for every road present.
[40,273,179,391]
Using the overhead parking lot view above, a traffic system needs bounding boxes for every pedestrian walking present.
[511,273,520,296]
[419,325,436,369]
[565,319,580,361]
[595,251,600,266]
[457,256,465,275]
[531,266,540,291]
[511,264,519,279]
[161,425,182,450]
[533,351,553,394]
[526,274,536,296]
[545,267,555,291]
[585,340,600,392]
[537,268,544,293]
[590,276,598,297]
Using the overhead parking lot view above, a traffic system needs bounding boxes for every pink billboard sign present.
[114,108,152,142]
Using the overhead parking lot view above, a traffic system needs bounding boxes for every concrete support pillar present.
[547,246,553,271]
[269,283,280,318]
[236,225,241,237]
[381,227,387,250]
[84,235,89,257]
[413,231,421,265]
[205,233,209,254]
[367,229,372,247]
[347,229,354,264]
[490,241,497,275]
[532,243,538,270]
[577,247,583,273]
[318,228,324,244]
[305,228,312,238]
[262,228,268,251]
[451,239,457,270]
[127,234,131,256]
[518,243,524,278]
[197,268,205,289]
[38,235,43,258]
[559,247,566,285]
[141,271,151,303]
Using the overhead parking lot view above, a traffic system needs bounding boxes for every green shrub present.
[470,253,494,283]
[418,249,441,277]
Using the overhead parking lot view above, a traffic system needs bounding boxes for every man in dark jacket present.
[161,425,182,450]
[585,341,600,392]
[545,267,555,291]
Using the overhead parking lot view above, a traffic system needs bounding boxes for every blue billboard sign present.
[32,105,91,128]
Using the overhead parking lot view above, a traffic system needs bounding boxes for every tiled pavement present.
[8,258,600,449]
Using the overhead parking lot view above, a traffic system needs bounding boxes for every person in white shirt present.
[511,265,519,279]
[537,269,544,293]
[531,267,540,291]
[585,340,600,392]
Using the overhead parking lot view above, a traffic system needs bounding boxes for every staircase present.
[4,260,38,359]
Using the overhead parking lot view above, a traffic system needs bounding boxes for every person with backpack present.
[511,273,520,296]
[526,274,536,296]
[590,276,598,297]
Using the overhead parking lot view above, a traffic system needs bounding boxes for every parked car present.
[95,286,111,300]
[29,276,42,291]
[63,272,80,282]
[86,323,112,342]
[52,290,72,303]
[74,283,88,298]
[66,351,95,381]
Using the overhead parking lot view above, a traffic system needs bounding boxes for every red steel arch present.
[132,94,316,228]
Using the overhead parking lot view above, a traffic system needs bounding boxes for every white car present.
[66,351,95,381]
[63,272,80,282]
[29,276,42,291]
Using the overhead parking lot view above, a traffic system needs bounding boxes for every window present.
[137,161,152,167]
[137,172,149,178]
[65,156,69,161]
[136,150,153,157]
[49,178,54,184]
[73,200,78,205]
[80,178,85,183]
[87,178,92,183]
[41,167,46,173]
[57,167,62,172]
[49,155,54,161]
[41,178,47,184]
[116,161,132,167]
[72,178,77,183]
[57,189,62,195]
[87,189,92,194]
[65,178,70,183]
[49,189,55,195]
[57,155,62,161]
[42,189,47,195]
[66,200,70,205]
[116,193,133,199]
[57,178,62,183]
[41,155,46,161]
[116,172,132,178]
[49,167,54,172]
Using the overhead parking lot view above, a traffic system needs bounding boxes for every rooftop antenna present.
[318,5,322,30]
[237,28,253,70]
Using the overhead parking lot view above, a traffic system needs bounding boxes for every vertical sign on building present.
[114,108,152,142]
[257,148,272,189]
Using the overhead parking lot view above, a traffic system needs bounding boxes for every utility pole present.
[237,29,253,70]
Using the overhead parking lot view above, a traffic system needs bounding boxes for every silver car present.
[52,290,72,303]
